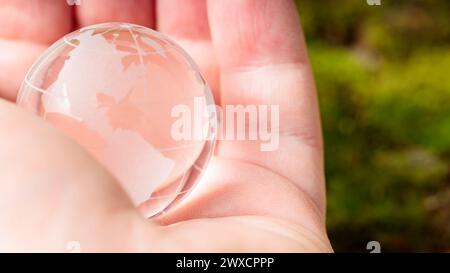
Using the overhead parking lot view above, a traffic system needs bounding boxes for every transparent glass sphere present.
[17,23,217,217]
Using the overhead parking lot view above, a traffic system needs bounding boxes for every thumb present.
[0,99,146,251]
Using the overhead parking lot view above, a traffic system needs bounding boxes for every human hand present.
[0,0,331,252]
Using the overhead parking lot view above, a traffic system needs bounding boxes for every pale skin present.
[0,0,332,252]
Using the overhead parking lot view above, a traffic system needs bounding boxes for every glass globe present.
[17,23,217,217]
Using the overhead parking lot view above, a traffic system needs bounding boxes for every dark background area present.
[295,0,450,252]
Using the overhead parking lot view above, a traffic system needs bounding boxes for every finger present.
[156,0,219,100]
[0,40,45,101]
[207,0,325,212]
[157,0,209,40]
[0,0,73,44]
[75,0,156,29]
[0,99,146,251]
[0,0,73,101]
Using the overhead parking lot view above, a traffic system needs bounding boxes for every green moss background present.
[295,0,450,251]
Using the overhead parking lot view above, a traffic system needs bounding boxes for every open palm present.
[0,0,331,252]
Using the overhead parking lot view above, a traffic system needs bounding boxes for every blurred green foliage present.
[296,0,450,251]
